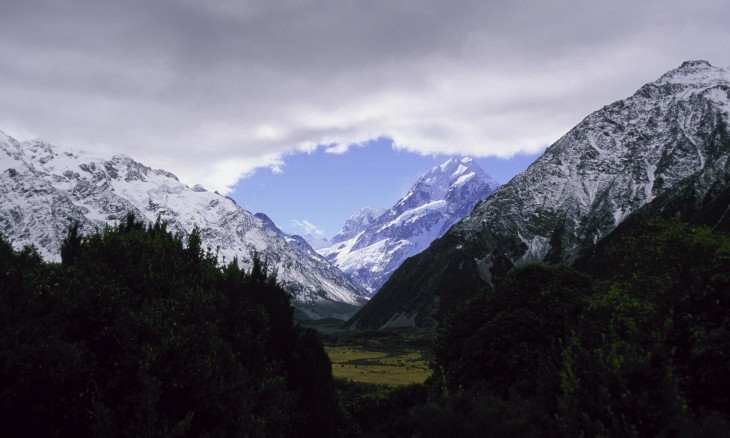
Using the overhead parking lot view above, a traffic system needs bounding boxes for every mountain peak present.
[330,206,386,244]
[320,157,500,295]
[412,157,497,200]
[657,60,728,87]
[439,156,471,170]
[679,60,713,69]
[436,156,477,174]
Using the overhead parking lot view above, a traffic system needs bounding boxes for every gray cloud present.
[1,0,728,192]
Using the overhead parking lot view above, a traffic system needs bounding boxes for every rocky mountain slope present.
[319,157,499,295]
[346,60,730,329]
[0,132,368,319]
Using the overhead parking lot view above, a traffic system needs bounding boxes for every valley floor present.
[305,321,434,386]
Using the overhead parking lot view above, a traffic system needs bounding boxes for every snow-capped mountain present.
[299,233,332,251]
[298,207,387,254]
[0,132,368,319]
[329,206,387,244]
[319,157,500,294]
[347,60,730,329]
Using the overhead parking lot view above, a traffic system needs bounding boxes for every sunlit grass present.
[325,345,431,386]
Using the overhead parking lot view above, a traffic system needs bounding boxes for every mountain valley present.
[2,60,730,437]
[346,60,730,329]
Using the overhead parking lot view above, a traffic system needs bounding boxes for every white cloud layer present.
[1,0,728,193]
[291,219,326,238]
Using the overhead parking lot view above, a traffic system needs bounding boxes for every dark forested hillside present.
[422,218,730,436]
[2,212,729,436]
[0,214,336,437]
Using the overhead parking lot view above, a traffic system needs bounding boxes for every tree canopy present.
[0,214,335,437]
[428,218,730,436]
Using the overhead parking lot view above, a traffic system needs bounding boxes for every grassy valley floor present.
[315,323,434,386]
[304,319,433,386]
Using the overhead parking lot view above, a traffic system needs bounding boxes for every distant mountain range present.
[0,132,500,320]
[346,60,730,329]
[5,60,727,331]
[0,133,368,320]
[318,157,499,295]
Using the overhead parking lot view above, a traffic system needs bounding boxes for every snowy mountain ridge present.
[346,60,730,329]
[0,133,368,319]
[461,59,730,268]
[319,157,500,294]
[329,206,387,245]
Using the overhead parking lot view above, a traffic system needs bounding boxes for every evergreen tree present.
[0,214,336,437]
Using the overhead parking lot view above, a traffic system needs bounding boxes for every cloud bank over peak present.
[0,0,728,193]
[291,219,326,238]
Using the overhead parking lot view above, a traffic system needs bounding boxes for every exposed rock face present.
[0,133,368,319]
[346,60,730,329]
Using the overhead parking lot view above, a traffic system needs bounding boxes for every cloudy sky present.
[1,0,729,236]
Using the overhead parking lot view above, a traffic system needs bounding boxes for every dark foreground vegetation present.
[0,215,335,437]
[2,214,729,437]
[423,218,730,437]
